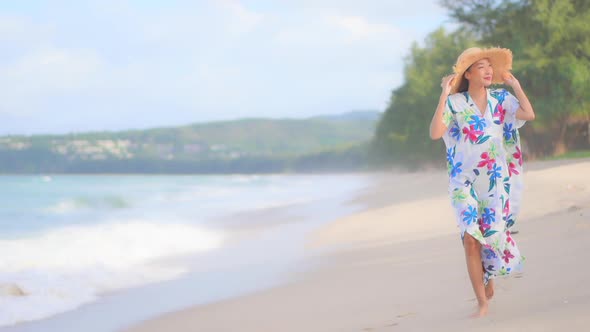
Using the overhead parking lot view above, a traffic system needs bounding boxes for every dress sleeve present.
[441,96,459,145]
[442,96,454,128]
[504,90,526,129]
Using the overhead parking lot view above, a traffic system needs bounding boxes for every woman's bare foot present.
[471,301,489,318]
[485,279,495,300]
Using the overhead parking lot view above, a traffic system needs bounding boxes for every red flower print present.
[479,222,491,234]
[513,146,523,166]
[462,125,483,143]
[494,104,506,123]
[477,152,496,170]
[502,249,515,263]
[508,162,519,176]
[503,199,510,216]
[506,231,515,246]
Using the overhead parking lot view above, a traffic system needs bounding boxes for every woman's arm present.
[429,74,456,140]
[503,72,535,121]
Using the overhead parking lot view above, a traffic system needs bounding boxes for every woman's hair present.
[457,64,473,93]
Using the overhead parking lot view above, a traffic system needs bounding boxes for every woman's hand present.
[440,74,456,96]
[502,72,521,90]
[431,74,455,140]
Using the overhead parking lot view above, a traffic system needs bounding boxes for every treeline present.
[371,0,590,167]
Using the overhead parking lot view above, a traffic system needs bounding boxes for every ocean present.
[0,174,369,331]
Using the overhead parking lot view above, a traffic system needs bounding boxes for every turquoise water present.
[0,174,368,329]
[2,175,336,236]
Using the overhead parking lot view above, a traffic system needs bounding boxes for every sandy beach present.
[123,158,590,332]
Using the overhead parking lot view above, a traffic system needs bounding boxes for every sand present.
[122,159,590,332]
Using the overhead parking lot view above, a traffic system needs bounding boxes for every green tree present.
[441,0,590,155]
[371,28,476,166]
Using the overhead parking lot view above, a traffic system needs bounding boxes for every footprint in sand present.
[361,312,415,330]
[396,312,416,318]
[361,322,399,331]
[567,205,582,212]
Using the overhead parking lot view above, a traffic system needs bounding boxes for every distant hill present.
[0,111,381,173]
[310,110,382,121]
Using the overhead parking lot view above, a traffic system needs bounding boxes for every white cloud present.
[217,0,265,34]
[0,15,55,43]
[325,14,402,42]
[286,0,444,21]
[273,11,409,54]
[0,47,102,116]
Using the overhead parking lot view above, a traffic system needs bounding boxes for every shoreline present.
[122,158,590,332]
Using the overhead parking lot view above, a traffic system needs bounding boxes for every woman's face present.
[465,58,493,88]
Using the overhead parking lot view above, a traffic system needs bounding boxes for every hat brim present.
[451,48,513,94]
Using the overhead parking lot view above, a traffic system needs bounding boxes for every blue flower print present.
[450,161,463,178]
[450,125,461,140]
[462,206,478,225]
[482,208,496,224]
[483,248,497,260]
[446,147,455,163]
[487,164,503,179]
[503,123,514,141]
[491,89,508,103]
[468,115,486,131]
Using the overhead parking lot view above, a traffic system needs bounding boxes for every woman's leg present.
[485,278,494,300]
[463,233,488,317]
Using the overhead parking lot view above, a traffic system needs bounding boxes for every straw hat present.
[451,47,513,94]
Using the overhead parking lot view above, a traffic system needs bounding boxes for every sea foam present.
[0,220,223,327]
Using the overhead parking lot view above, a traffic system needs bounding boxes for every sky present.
[0,0,452,135]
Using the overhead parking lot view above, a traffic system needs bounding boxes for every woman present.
[429,47,535,317]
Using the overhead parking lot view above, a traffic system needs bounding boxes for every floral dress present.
[442,88,526,284]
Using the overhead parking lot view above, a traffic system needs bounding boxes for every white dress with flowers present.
[442,88,525,283]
